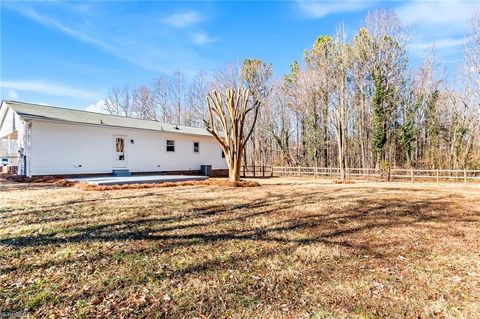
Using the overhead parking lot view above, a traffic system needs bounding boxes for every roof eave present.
[19,115,213,137]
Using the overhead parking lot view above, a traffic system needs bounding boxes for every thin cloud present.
[13,5,114,52]
[86,99,109,113]
[6,4,167,72]
[396,1,478,64]
[1,80,96,100]
[161,11,203,28]
[192,32,216,46]
[396,1,480,33]
[296,0,373,19]
[5,3,213,74]
[7,90,19,99]
[409,37,468,53]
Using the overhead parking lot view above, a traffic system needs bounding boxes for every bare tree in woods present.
[187,71,209,127]
[133,86,156,120]
[212,64,241,92]
[467,12,480,167]
[170,71,186,125]
[289,65,323,165]
[205,88,260,181]
[359,10,408,167]
[152,75,172,123]
[104,85,134,117]
[449,11,480,169]
[466,11,480,98]
[266,80,294,165]
[304,35,333,167]
[240,59,272,168]
[283,61,303,165]
[352,29,373,169]
[330,25,352,181]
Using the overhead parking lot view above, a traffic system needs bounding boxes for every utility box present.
[200,165,212,176]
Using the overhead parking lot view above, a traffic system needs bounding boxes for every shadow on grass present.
[2,186,477,275]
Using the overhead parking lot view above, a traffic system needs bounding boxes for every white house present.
[0,100,228,177]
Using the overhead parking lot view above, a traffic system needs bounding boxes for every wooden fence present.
[242,166,480,183]
[241,165,274,177]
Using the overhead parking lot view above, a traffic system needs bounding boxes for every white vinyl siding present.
[28,119,227,176]
[0,107,21,138]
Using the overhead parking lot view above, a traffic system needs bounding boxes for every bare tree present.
[152,75,172,123]
[205,88,260,181]
[360,9,408,167]
[330,25,352,181]
[187,70,209,127]
[266,80,294,165]
[133,86,156,120]
[169,71,186,125]
[240,59,273,169]
[104,85,134,117]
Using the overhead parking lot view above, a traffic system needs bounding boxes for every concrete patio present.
[67,175,208,186]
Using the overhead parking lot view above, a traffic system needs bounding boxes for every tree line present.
[101,9,480,173]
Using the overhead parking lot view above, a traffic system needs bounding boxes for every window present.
[193,142,199,153]
[166,140,175,152]
[116,137,125,160]
[221,150,225,158]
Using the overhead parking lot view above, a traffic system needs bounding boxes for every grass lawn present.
[1,177,479,318]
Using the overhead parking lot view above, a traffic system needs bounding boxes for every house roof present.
[1,100,213,137]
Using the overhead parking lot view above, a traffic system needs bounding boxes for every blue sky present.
[1,1,479,111]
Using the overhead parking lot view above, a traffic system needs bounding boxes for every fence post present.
[262,165,265,177]
[285,166,287,177]
[329,167,332,179]
[298,166,301,177]
[411,168,414,182]
[436,169,439,184]
[366,168,369,181]
[464,169,467,183]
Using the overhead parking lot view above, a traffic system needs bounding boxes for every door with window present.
[113,136,127,168]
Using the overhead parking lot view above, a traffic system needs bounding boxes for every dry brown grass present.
[1,177,479,318]
[2,174,76,187]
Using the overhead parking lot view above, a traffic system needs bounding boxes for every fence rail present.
[259,166,480,183]
[241,165,274,177]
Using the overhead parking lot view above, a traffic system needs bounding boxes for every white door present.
[113,136,127,168]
